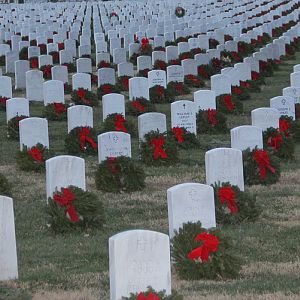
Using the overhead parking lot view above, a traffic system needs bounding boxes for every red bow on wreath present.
[42,65,52,77]
[240,81,250,89]
[218,186,238,214]
[174,83,184,93]
[102,84,112,94]
[141,38,150,50]
[186,74,200,85]
[107,157,119,173]
[155,86,165,96]
[223,95,235,112]
[187,232,220,262]
[150,136,168,160]
[122,77,129,90]
[53,102,66,116]
[251,71,260,81]
[27,147,43,163]
[172,127,185,143]
[232,86,243,95]
[279,119,290,136]
[114,115,127,132]
[207,109,218,126]
[136,292,161,300]
[131,100,145,112]
[267,134,283,150]
[31,57,38,69]
[77,89,92,105]
[53,188,80,223]
[79,127,97,151]
[253,149,276,180]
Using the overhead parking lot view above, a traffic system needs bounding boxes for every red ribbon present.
[27,147,43,163]
[186,74,200,85]
[232,86,243,95]
[172,127,185,143]
[102,84,112,95]
[136,292,161,300]
[53,188,80,223]
[53,103,66,116]
[131,100,146,112]
[114,115,127,132]
[98,61,110,68]
[240,81,250,89]
[174,83,184,93]
[141,38,150,51]
[79,127,97,151]
[42,65,52,77]
[107,157,119,173]
[58,42,64,50]
[30,57,38,69]
[155,86,165,96]
[187,232,220,262]
[253,150,276,180]
[251,71,260,81]
[157,60,167,70]
[218,186,239,214]
[198,66,209,78]
[207,109,218,126]
[223,95,235,112]
[150,136,168,160]
[77,89,92,105]
[279,119,290,136]
[267,134,283,150]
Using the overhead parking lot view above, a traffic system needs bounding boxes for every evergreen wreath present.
[47,186,105,233]
[259,60,274,77]
[122,287,183,300]
[97,60,115,69]
[179,52,192,61]
[29,57,39,68]
[153,46,165,52]
[216,94,243,114]
[190,48,205,57]
[126,98,156,116]
[95,156,145,192]
[140,131,179,166]
[138,68,150,78]
[19,47,28,60]
[117,75,130,91]
[231,86,250,101]
[175,6,185,18]
[16,143,50,172]
[153,60,167,70]
[101,113,137,137]
[0,96,9,111]
[251,71,265,86]
[72,88,98,106]
[166,82,190,98]
[39,44,47,55]
[149,85,169,103]
[196,109,228,134]
[213,182,260,225]
[240,80,261,93]
[129,52,139,65]
[64,83,72,94]
[43,103,68,121]
[49,51,59,64]
[168,127,199,149]
[167,59,181,66]
[243,147,280,186]
[184,74,205,88]
[65,127,98,155]
[209,38,219,49]
[62,62,76,73]
[171,222,241,280]
[97,84,120,99]
[139,38,153,56]
[263,128,294,160]
[237,41,255,57]
[280,116,300,141]
[7,115,28,140]
[0,173,12,196]
[197,65,211,79]
[40,64,53,79]
[175,37,188,44]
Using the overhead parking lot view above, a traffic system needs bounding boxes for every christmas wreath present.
[153,60,167,70]
[213,183,260,225]
[0,173,12,196]
[237,41,255,57]
[43,103,68,121]
[149,85,169,103]
[7,115,28,140]
[140,38,153,56]
[198,65,211,79]
[40,64,53,79]
[153,46,165,52]
[126,98,156,116]
[184,75,204,88]
[243,147,280,186]
[49,51,59,64]
[30,39,37,46]
[240,80,261,93]
[65,127,98,155]
[39,44,47,55]
[191,48,205,57]
[175,37,188,44]
[117,76,130,91]
[209,58,222,74]
[216,94,243,114]
[122,287,183,300]
[263,128,294,160]
[140,131,178,166]
[72,88,98,106]
[0,96,9,111]
[167,82,190,98]
[280,116,300,141]
[259,60,274,77]
[62,62,76,73]
[97,84,119,99]
[58,42,64,51]
[179,52,192,61]
[168,127,199,149]
[209,38,219,49]
[175,6,185,18]
[251,71,265,86]
[221,51,242,63]
[30,57,39,69]
[171,222,241,280]
[231,85,250,101]
[47,186,105,233]
[138,68,150,78]
[101,113,136,137]
[196,109,228,134]
[64,83,72,94]
[0,55,5,66]
[129,53,139,65]
[16,143,50,172]
[95,156,145,192]
[97,61,115,69]
[19,47,28,60]
[168,59,181,66]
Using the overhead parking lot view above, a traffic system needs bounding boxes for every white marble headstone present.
[270,96,295,120]
[251,107,280,131]
[102,93,125,120]
[67,105,93,133]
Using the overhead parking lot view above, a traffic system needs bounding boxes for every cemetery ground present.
[1,55,300,300]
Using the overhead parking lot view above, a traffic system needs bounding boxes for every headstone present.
[117,62,134,78]
[205,148,244,191]
[72,73,91,91]
[211,74,231,96]
[15,60,30,89]
[102,93,125,120]
[282,86,300,104]
[6,98,30,122]
[51,66,68,84]
[270,96,295,120]
[6,51,19,74]
[43,80,64,105]
[231,125,263,151]
[290,72,300,87]
[26,70,44,102]
[129,77,149,100]
[194,90,216,111]
[46,155,86,199]
[251,108,280,131]
[171,100,197,134]
[76,58,92,74]
[67,105,94,133]
[109,230,171,300]
[0,196,18,281]
[167,65,184,83]
[167,183,216,238]
[0,76,12,98]
[148,70,166,88]
[38,55,53,68]
[98,68,116,86]
[19,117,49,150]
[98,131,131,162]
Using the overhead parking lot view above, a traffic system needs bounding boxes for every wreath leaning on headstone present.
[16,143,51,172]
[126,98,156,116]
[95,156,145,192]
[216,94,243,114]
[47,186,105,233]
[122,287,183,300]
[43,103,68,121]
[171,222,242,280]
[72,88,98,107]
[7,115,28,140]
[212,182,260,225]
[196,109,228,134]
[168,127,199,149]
